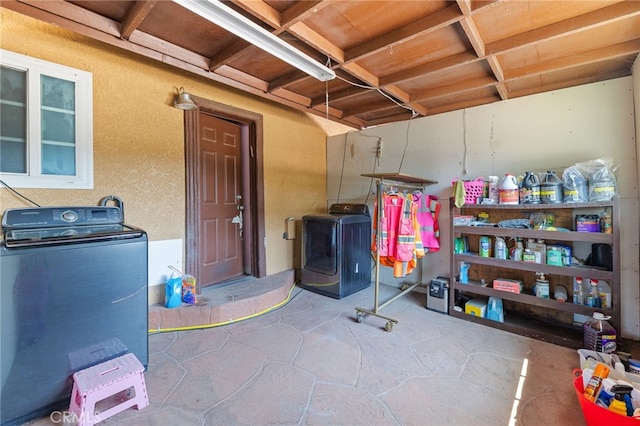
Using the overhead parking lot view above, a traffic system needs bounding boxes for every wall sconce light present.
[174,87,197,110]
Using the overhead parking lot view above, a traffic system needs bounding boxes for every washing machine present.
[301,204,371,299]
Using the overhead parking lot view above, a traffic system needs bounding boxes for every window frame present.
[0,49,93,189]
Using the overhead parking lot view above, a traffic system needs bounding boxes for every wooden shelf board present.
[449,309,583,349]
[453,226,613,244]
[361,173,437,185]
[453,253,614,280]
[452,282,614,315]
[454,199,615,210]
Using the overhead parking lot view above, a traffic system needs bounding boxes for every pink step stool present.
[69,353,148,426]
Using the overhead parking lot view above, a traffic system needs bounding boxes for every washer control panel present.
[2,206,123,229]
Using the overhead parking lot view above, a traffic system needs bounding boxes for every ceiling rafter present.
[455,0,509,101]
[121,0,158,40]
[17,0,120,36]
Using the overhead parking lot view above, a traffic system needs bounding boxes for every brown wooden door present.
[198,113,244,286]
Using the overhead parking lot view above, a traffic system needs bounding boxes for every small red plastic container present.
[573,369,639,426]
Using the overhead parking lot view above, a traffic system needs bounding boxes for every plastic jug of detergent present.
[520,171,540,204]
[583,312,617,354]
[498,173,519,205]
[486,297,504,322]
[540,171,563,204]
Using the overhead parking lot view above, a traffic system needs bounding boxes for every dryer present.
[301,204,371,299]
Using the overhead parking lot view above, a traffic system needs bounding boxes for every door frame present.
[184,97,266,284]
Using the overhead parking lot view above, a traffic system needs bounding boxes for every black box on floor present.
[426,276,449,314]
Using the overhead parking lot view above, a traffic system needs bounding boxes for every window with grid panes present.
[0,49,93,189]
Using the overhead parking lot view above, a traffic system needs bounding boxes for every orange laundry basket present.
[573,369,639,426]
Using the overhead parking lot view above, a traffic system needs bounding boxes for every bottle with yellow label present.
[600,211,612,234]
[583,363,610,402]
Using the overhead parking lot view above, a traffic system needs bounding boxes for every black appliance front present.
[301,213,371,299]
[0,232,148,425]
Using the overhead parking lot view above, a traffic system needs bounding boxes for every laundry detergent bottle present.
[583,312,617,354]
[498,173,519,205]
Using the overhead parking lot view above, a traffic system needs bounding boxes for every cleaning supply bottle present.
[588,279,602,308]
[596,377,617,408]
[520,171,540,204]
[498,173,519,205]
[459,262,470,284]
[609,384,634,416]
[535,272,549,299]
[511,238,524,261]
[600,211,612,234]
[526,239,546,264]
[573,277,585,305]
[540,170,564,203]
[583,312,617,354]
[583,363,610,402]
[597,280,612,308]
[554,285,567,302]
[486,297,504,322]
[495,237,507,259]
[479,236,491,257]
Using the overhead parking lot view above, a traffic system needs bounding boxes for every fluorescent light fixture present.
[173,0,336,82]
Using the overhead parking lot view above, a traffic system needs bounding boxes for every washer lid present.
[328,204,369,216]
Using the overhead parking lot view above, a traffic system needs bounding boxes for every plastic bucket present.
[573,369,639,425]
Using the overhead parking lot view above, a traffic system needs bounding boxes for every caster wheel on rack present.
[385,321,394,332]
[356,312,363,323]
[400,283,408,291]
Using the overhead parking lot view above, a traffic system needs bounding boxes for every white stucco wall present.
[327,77,640,339]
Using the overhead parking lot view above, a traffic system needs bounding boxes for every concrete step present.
[148,269,294,332]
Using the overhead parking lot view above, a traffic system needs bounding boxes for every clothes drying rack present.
[355,173,437,331]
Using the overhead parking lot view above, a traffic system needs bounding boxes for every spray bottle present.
[608,383,634,416]
[459,262,470,284]
[584,363,610,402]
[495,237,507,260]
[511,238,524,261]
